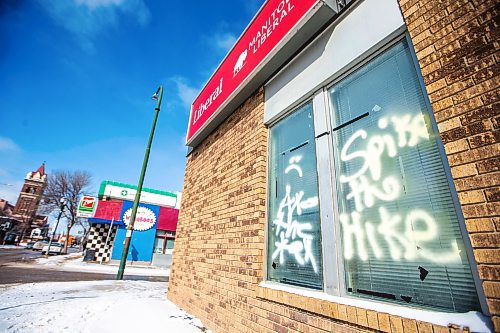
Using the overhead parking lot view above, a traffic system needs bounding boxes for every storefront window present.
[166,238,175,249]
[267,102,323,289]
[153,235,165,254]
[154,230,176,254]
[329,39,480,312]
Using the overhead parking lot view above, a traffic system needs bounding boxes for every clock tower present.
[11,163,48,240]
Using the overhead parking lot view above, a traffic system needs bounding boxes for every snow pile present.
[28,253,169,277]
[34,252,83,265]
[0,245,20,249]
[0,280,210,333]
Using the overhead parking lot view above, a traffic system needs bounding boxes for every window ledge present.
[257,281,492,332]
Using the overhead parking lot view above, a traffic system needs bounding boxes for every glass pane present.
[329,39,480,312]
[166,239,175,249]
[267,102,323,289]
[156,230,167,237]
[153,237,165,254]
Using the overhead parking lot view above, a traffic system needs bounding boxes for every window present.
[329,39,480,312]
[266,38,481,313]
[153,234,165,254]
[154,230,176,254]
[166,238,175,249]
[267,102,323,289]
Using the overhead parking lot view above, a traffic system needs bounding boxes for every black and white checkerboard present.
[86,223,117,262]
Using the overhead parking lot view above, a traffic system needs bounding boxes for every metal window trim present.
[263,126,271,283]
[313,90,340,295]
[404,33,490,316]
[321,87,349,298]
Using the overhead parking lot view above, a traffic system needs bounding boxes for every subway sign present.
[187,0,333,145]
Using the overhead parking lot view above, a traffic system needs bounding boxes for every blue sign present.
[111,201,158,262]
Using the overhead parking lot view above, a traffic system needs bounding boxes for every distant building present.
[0,199,15,243]
[85,181,180,267]
[0,199,14,216]
[1,164,49,244]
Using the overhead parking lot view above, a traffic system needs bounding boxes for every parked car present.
[25,241,36,249]
[32,241,49,251]
[41,243,63,255]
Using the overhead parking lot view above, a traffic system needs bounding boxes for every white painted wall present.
[103,184,177,207]
[264,0,405,123]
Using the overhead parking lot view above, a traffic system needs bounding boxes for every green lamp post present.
[117,86,163,280]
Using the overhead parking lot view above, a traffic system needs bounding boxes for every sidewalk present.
[0,280,210,333]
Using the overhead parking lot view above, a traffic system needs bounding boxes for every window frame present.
[265,99,325,290]
[154,230,176,254]
[263,32,489,316]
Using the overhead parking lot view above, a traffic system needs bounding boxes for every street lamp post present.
[46,198,66,258]
[117,86,163,280]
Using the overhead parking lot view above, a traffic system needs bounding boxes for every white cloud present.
[167,77,200,110]
[176,80,199,108]
[0,180,23,204]
[38,0,151,52]
[0,168,9,178]
[0,137,19,151]
[212,32,237,53]
[75,0,125,9]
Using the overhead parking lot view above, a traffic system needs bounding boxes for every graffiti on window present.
[272,155,320,273]
[339,111,461,264]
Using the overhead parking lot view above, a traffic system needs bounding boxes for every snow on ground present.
[9,252,169,277]
[0,246,20,250]
[0,280,210,333]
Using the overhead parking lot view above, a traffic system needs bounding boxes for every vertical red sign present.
[187,0,319,143]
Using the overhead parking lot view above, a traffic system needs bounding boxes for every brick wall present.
[398,0,499,330]
[168,1,498,332]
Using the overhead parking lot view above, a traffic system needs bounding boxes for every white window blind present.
[329,39,480,312]
[267,102,323,289]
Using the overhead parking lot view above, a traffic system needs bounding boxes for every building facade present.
[85,181,180,267]
[1,164,49,244]
[0,199,15,244]
[169,0,499,332]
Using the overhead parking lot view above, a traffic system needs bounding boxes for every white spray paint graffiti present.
[272,156,320,273]
[339,111,461,264]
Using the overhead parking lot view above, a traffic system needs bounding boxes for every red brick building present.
[169,0,499,332]
[2,164,49,243]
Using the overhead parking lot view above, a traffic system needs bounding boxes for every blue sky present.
[0,0,263,206]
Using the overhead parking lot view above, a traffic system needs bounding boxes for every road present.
[0,247,41,265]
[0,248,168,284]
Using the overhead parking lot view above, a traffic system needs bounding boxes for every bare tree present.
[75,217,92,251]
[42,170,92,254]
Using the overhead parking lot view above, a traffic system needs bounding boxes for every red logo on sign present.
[81,196,96,208]
[187,0,318,143]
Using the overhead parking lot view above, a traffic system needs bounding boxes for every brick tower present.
[11,163,48,240]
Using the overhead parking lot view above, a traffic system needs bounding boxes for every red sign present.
[81,196,96,209]
[187,0,318,143]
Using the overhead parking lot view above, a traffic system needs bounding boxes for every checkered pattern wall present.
[86,223,117,262]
